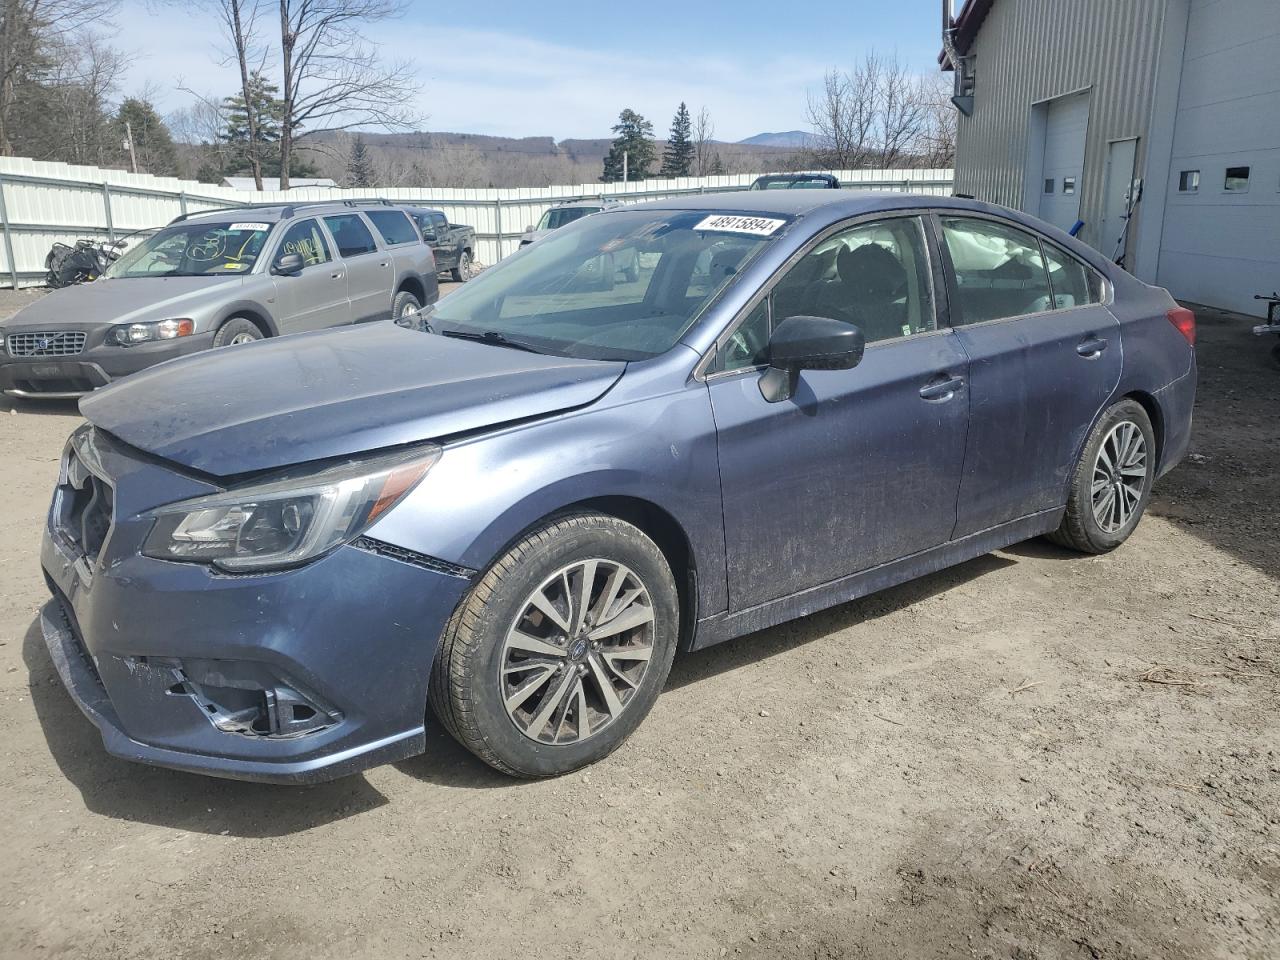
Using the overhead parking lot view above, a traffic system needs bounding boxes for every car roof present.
[176,200,413,225]
[625,189,1006,219]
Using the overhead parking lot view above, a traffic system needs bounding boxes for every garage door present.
[1156,0,1280,318]
[1037,92,1091,233]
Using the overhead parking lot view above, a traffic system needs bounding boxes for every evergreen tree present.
[219,72,318,179]
[601,109,656,183]
[346,135,375,187]
[114,98,179,176]
[660,102,694,177]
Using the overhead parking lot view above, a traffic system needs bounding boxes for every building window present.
[1062,177,1076,196]
[1224,166,1250,192]
[1043,178,1055,194]
[1178,170,1200,192]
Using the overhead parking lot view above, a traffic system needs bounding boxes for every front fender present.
[365,383,729,621]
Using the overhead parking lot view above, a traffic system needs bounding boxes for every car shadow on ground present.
[666,550,1019,692]
[1,396,81,417]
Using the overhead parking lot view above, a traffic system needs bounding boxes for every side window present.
[1041,244,1101,309]
[719,217,936,372]
[431,213,448,234]
[365,210,419,246]
[322,214,379,257]
[941,217,1053,324]
[276,218,331,267]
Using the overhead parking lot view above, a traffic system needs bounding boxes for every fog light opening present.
[167,664,341,739]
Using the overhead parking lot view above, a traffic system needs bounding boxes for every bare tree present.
[276,0,422,189]
[0,0,121,154]
[692,106,722,178]
[917,73,958,168]
[33,33,127,164]
[804,52,933,169]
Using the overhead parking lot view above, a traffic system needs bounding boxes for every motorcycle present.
[1253,293,1280,369]
[44,238,126,288]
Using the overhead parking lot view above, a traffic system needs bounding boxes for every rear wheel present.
[392,290,421,322]
[212,316,264,347]
[430,513,679,777]
[1048,399,1156,553]
[451,251,474,283]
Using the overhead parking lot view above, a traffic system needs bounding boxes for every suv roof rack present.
[168,197,398,225]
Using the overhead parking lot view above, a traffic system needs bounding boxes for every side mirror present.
[272,252,305,276]
[759,315,865,403]
[524,224,534,233]
[422,231,437,242]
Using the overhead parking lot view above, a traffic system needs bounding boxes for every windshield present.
[426,209,785,361]
[105,220,274,278]
[752,177,834,190]
[537,206,600,231]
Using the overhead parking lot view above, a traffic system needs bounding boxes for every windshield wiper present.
[438,329,545,355]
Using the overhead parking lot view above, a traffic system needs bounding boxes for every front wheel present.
[212,317,264,347]
[451,251,474,283]
[429,513,679,777]
[1048,399,1156,553]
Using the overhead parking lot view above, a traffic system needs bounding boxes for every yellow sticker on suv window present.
[693,215,785,236]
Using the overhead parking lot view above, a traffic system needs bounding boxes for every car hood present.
[79,323,626,477]
[1,276,244,329]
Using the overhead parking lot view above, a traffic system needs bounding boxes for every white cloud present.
[118,8,819,141]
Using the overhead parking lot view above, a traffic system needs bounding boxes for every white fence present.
[0,156,954,287]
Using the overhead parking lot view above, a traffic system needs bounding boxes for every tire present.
[430,512,680,778]
[1048,399,1156,554]
[212,316,264,347]
[450,250,473,283]
[392,289,421,322]
[1270,341,1280,370]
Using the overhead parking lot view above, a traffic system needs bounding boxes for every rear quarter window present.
[365,210,420,246]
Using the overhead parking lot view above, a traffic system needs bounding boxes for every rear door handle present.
[378,261,389,268]
[919,375,964,402]
[1077,335,1108,358]
[330,271,344,280]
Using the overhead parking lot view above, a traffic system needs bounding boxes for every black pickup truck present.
[406,207,477,282]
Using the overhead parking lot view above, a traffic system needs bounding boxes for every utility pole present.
[123,121,138,174]
[622,150,628,184]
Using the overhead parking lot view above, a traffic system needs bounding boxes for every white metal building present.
[943,0,1280,317]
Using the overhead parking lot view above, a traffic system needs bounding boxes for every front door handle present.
[378,261,389,268]
[330,270,344,280]
[919,375,964,402]
[1077,335,1109,358]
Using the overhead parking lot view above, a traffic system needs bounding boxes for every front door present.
[322,213,393,323]
[937,214,1122,538]
[270,218,349,334]
[708,215,970,610]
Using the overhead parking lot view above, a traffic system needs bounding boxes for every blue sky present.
[121,0,943,141]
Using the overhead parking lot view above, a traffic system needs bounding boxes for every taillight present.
[1166,306,1196,346]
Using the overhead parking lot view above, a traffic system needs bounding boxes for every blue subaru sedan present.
[40,191,1196,782]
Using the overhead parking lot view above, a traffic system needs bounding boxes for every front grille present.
[7,330,87,357]
[55,441,114,562]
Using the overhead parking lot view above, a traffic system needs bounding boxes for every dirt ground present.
[0,288,1275,960]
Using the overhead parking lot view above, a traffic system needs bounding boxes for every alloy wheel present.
[228,331,260,345]
[1091,420,1147,533]
[499,559,655,745]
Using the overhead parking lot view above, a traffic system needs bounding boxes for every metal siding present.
[0,158,954,288]
[1156,0,1280,317]
[953,0,1168,254]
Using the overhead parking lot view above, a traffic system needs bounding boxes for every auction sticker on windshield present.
[229,222,271,232]
[693,214,785,236]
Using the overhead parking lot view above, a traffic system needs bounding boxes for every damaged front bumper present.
[38,431,473,784]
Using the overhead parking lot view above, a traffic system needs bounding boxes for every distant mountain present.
[738,131,812,148]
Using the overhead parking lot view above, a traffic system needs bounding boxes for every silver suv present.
[0,200,438,399]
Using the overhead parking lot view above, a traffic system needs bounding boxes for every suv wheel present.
[429,512,679,777]
[392,290,421,322]
[1048,399,1156,554]
[451,251,474,283]
[213,317,264,347]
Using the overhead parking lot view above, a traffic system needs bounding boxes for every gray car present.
[0,200,438,399]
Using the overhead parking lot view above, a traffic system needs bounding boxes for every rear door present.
[936,213,1120,537]
[269,218,349,333]
[322,213,392,322]
[708,214,970,609]
[365,209,426,285]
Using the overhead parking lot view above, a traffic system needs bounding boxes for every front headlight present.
[142,446,440,571]
[111,318,195,345]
